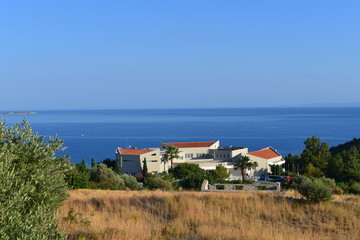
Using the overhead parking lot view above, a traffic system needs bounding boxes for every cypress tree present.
[91,158,95,168]
[142,158,148,176]
[114,159,121,174]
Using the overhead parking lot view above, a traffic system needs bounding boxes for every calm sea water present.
[2,108,360,164]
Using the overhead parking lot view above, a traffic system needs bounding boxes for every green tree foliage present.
[90,163,125,189]
[304,163,324,178]
[144,175,174,191]
[179,174,210,190]
[91,158,95,168]
[89,163,138,190]
[342,146,360,182]
[294,176,333,203]
[102,158,120,174]
[114,160,121,174]
[171,163,213,190]
[234,156,258,181]
[171,163,205,179]
[121,174,139,190]
[212,164,230,183]
[327,154,345,181]
[142,157,148,176]
[64,160,90,189]
[270,164,284,175]
[0,120,71,239]
[330,137,360,155]
[163,145,180,169]
[284,153,301,174]
[301,137,330,176]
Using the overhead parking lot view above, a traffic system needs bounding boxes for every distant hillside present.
[330,138,360,155]
[2,111,36,115]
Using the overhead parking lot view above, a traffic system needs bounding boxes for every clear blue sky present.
[1,1,360,110]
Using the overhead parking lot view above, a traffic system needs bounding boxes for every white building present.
[116,141,285,179]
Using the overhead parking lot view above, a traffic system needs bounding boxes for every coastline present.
[1,111,37,115]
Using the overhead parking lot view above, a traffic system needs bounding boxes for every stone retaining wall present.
[201,180,281,192]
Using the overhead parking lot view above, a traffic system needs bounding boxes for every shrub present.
[65,163,90,189]
[178,174,209,191]
[212,164,230,183]
[349,182,360,194]
[336,182,360,195]
[337,182,350,193]
[294,176,333,203]
[135,173,144,182]
[120,174,139,190]
[318,177,337,189]
[90,164,125,190]
[332,187,344,195]
[0,120,71,239]
[171,163,205,180]
[144,175,173,191]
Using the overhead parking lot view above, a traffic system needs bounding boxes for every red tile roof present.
[118,148,154,155]
[247,147,281,159]
[163,141,217,148]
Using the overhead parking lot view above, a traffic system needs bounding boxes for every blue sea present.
[2,108,360,165]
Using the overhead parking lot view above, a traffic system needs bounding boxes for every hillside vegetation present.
[58,190,360,240]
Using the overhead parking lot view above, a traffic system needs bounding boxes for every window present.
[151,160,157,162]
[180,156,183,160]
[196,153,205,158]
[185,154,193,159]
[151,153,156,156]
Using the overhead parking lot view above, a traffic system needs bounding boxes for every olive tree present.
[0,120,71,240]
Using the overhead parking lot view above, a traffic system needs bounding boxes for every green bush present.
[349,182,360,194]
[337,182,350,193]
[212,164,230,183]
[171,163,205,179]
[318,177,337,189]
[0,120,71,239]
[144,175,174,191]
[295,176,333,203]
[120,174,139,190]
[90,164,125,190]
[335,181,360,194]
[332,187,344,195]
[64,163,90,189]
[178,173,210,190]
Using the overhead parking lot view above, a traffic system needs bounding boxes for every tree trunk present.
[241,168,246,181]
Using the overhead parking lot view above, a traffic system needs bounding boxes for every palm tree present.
[161,157,168,172]
[234,155,258,181]
[163,145,180,170]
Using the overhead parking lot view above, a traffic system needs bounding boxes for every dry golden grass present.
[58,189,360,240]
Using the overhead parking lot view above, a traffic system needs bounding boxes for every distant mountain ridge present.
[1,111,37,115]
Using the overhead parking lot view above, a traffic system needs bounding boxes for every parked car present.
[270,176,291,182]
[269,176,285,182]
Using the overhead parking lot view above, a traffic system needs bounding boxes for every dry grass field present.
[58,189,360,240]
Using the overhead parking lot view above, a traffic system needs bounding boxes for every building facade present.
[116,141,285,179]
